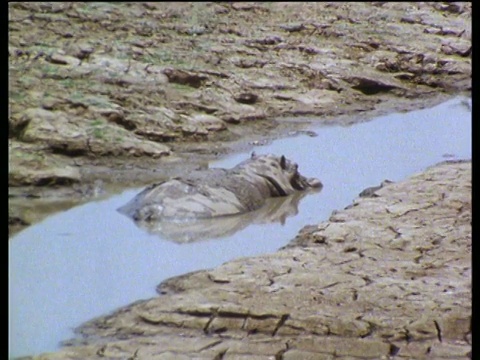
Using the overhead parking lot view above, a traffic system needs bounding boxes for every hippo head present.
[242,153,322,197]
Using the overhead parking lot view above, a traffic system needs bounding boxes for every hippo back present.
[118,153,322,221]
[118,168,271,220]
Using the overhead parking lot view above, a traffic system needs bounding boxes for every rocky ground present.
[29,160,471,359]
[10,2,471,359]
[8,2,471,235]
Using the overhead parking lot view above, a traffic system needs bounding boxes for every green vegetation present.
[9,90,24,101]
[58,78,76,89]
[31,44,56,53]
[170,83,195,92]
[18,76,39,88]
[92,128,104,139]
[41,64,58,76]
[142,49,176,65]
[89,118,105,139]
[69,91,84,101]
[90,118,104,127]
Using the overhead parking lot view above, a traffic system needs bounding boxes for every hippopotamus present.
[118,153,322,221]
[123,189,318,243]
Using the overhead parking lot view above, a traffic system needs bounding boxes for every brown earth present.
[8,2,471,236]
[30,160,471,359]
[10,3,471,359]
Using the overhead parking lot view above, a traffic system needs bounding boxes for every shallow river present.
[9,96,471,358]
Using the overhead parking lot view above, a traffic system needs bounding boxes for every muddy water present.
[9,96,471,358]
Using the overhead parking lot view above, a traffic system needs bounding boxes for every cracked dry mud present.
[8,2,471,235]
[31,160,471,359]
[10,2,471,359]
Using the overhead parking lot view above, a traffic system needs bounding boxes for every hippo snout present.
[292,174,323,191]
[307,177,323,188]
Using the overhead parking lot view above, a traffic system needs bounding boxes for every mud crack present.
[433,319,443,342]
[272,314,290,336]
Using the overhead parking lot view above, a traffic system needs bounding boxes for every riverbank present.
[9,2,471,235]
[29,159,471,359]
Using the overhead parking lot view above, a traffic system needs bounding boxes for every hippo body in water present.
[118,153,322,221]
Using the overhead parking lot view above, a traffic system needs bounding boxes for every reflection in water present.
[9,96,471,359]
[123,188,321,242]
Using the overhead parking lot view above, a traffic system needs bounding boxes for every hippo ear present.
[280,155,287,170]
[251,151,257,159]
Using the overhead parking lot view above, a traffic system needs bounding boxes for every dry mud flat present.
[8,2,471,234]
[31,160,471,359]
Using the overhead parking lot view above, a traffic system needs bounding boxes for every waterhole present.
[9,96,471,358]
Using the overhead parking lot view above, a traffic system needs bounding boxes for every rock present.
[47,53,81,66]
[216,103,267,124]
[231,58,268,69]
[428,343,472,358]
[253,35,284,45]
[231,3,267,12]
[71,43,95,60]
[162,68,208,88]
[434,2,468,14]
[18,107,170,157]
[9,113,31,138]
[345,74,404,95]
[248,77,296,91]
[234,92,259,104]
[294,89,341,107]
[20,108,89,154]
[440,40,472,57]
[279,23,306,32]
[180,25,208,36]
[424,26,466,37]
[188,114,226,132]
[400,16,420,24]
[9,166,81,186]
[127,107,182,141]
[359,179,393,197]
